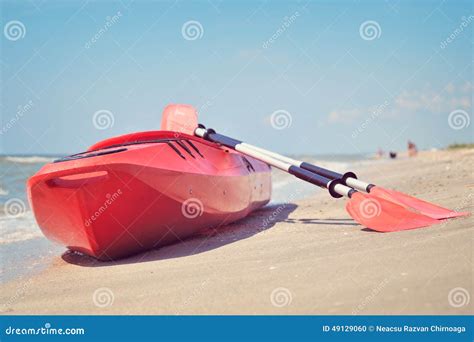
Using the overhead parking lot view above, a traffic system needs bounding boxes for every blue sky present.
[0,0,472,155]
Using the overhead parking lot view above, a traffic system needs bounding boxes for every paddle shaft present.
[238,143,374,193]
[194,127,356,199]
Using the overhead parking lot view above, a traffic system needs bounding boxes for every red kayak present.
[27,129,271,260]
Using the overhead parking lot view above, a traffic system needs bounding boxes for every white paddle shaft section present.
[195,127,207,137]
[194,127,355,198]
[345,177,371,192]
[244,142,372,193]
[334,183,352,197]
[238,144,356,198]
[236,144,292,171]
[194,128,291,171]
[241,143,303,166]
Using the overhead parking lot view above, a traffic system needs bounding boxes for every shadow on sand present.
[62,203,364,267]
[284,218,359,226]
[62,203,299,267]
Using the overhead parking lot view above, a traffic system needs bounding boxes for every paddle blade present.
[346,192,440,232]
[161,104,198,135]
[370,187,469,220]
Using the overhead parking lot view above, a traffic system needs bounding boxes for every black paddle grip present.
[301,162,357,184]
[300,162,342,180]
[204,130,243,148]
[288,165,330,189]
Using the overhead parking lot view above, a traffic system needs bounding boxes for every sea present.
[0,153,372,283]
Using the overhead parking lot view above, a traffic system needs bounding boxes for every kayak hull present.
[27,132,271,260]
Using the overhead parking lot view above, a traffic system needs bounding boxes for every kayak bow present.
[27,130,271,260]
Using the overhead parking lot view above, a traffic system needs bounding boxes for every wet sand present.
[1,149,473,315]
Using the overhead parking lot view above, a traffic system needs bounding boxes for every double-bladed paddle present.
[162,104,465,231]
[194,126,440,232]
[233,141,469,220]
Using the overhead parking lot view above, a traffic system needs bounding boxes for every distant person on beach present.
[408,140,418,157]
[376,148,384,159]
[389,151,397,159]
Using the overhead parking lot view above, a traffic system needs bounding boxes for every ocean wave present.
[0,230,44,244]
[4,156,54,164]
[0,187,8,196]
[0,211,44,244]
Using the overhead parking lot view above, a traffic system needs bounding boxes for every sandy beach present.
[1,148,472,315]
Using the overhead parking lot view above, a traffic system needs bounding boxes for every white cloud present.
[395,83,471,113]
[328,82,472,124]
[328,108,362,124]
